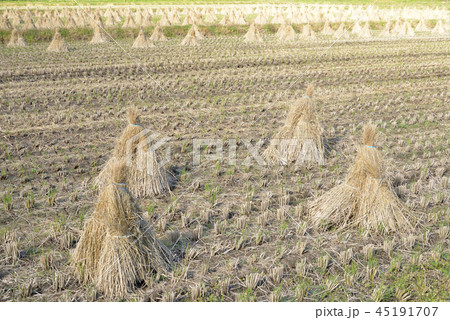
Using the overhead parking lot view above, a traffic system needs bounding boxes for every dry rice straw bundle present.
[244,23,262,43]
[263,84,324,166]
[309,124,413,234]
[181,26,199,46]
[73,160,173,297]
[278,24,297,42]
[94,108,169,198]
[293,99,325,165]
[71,207,107,283]
[47,29,69,52]
[132,27,154,48]
[276,24,287,37]
[150,23,167,41]
[90,24,109,44]
[7,28,26,47]
[301,24,316,40]
[321,21,334,35]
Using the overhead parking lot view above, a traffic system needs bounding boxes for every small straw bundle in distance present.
[351,21,362,34]
[90,24,109,44]
[415,18,430,32]
[73,161,173,297]
[432,20,446,35]
[122,15,137,29]
[181,26,199,46]
[47,29,69,52]
[244,22,262,43]
[65,16,77,28]
[321,21,334,35]
[301,24,316,40]
[0,17,13,30]
[333,23,350,39]
[94,108,169,198]
[192,24,205,40]
[379,21,393,37]
[263,84,324,166]
[309,124,413,234]
[7,28,26,47]
[359,22,372,38]
[132,27,154,48]
[278,24,297,42]
[150,23,167,41]
[276,24,287,37]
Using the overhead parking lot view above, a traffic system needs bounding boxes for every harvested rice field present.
[0,3,449,302]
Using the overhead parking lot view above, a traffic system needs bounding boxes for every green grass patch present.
[0,24,265,44]
[378,252,450,301]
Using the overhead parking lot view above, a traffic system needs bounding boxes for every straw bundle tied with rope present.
[301,24,316,40]
[181,25,199,46]
[333,23,350,39]
[398,21,415,37]
[254,12,267,25]
[192,24,205,40]
[220,13,231,26]
[150,23,167,41]
[351,21,362,34]
[309,124,414,234]
[321,21,334,35]
[415,18,430,32]
[141,14,153,28]
[23,18,37,30]
[7,28,26,47]
[47,29,69,52]
[94,108,170,198]
[182,12,194,26]
[90,24,109,44]
[359,22,372,38]
[73,160,173,297]
[0,17,13,30]
[244,22,262,43]
[380,21,393,37]
[53,16,65,29]
[432,20,446,35]
[263,85,325,166]
[122,15,137,29]
[159,14,171,27]
[278,24,297,42]
[132,27,154,48]
[276,23,287,37]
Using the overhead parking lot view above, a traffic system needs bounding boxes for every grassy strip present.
[376,252,450,302]
[0,25,248,44]
[0,21,401,44]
